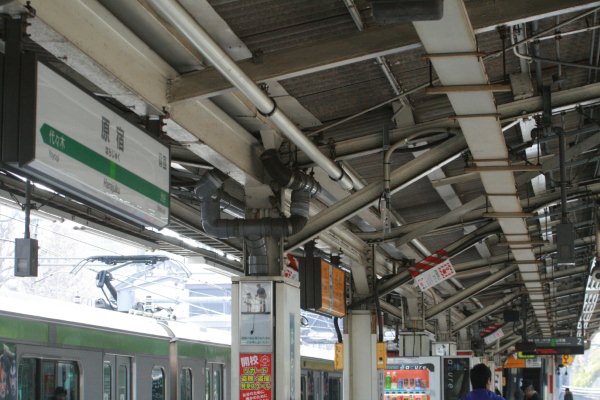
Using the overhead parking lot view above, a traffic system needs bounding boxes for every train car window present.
[301,375,307,400]
[151,366,165,400]
[180,368,192,400]
[18,358,36,400]
[205,363,223,400]
[118,364,129,400]
[205,367,210,400]
[18,358,80,400]
[103,362,112,400]
[212,365,222,400]
[328,375,342,400]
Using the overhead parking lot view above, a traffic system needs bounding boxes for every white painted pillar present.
[231,277,301,400]
[345,310,379,400]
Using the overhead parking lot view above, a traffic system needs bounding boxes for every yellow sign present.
[334,343,344,370]
[561,355,574,366]
[517,352,536,359]
[376,342,387,369]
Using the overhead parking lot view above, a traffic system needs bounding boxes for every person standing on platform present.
[523,384,540,400]
[52,387,67,400]
[563,388,573,400]
[464,363,506,400]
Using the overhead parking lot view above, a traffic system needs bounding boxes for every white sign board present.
[25,63,170,228]
[415,259,456,291]
[525,358,542,368]
[483,328,505,345]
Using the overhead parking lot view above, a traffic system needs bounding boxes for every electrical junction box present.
[503,309,520,322]
[556,223,575,265]
[14,238,38,277]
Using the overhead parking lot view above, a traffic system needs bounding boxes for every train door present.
[205,362,224,400]
[103,355,132,400]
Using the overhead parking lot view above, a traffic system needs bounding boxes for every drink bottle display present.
[382,358,438,400]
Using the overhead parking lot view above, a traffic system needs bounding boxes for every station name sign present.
[21,63,170,228]
[516,337,584,355]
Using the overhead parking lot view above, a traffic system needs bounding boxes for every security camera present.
[591,266,600,283]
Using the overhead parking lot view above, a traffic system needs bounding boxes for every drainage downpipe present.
[201,189,311,238]
[148,0,353,191]
[260,149,321,195]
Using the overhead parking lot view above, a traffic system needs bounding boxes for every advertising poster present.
[240,282,273,346]
[240,353,272,400]
[0,343,17,400]
[443,358,470,400]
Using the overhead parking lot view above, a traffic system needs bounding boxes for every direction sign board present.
[23,63,170,228]
[533,337,584,355]
[518,337,585,355]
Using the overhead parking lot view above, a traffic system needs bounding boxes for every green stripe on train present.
[0,316,49,343]
[56,326,169,356]
[177,341,230,360]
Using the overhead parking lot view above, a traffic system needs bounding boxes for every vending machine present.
[382,357,441,400]
[441,357,471,400]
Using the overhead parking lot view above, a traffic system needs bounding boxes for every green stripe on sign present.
[40,123,170,207]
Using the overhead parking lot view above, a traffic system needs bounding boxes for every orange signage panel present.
[504,354,525,368]
[318,260,346,317]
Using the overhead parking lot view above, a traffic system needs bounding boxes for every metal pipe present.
[453,236,595,272]
[286,134,467,250]
[380,300,403,319]
[366,222,499,304]
[451,292,521,333]
[343,0,403,95]
[531,20,544,93]
[148,0,354,190]
[555,16,562,90]
[513,48,600,71]
[24,179,31,239]
[425,265,519,319]
[554,286,584,298]
[557,128,568,223]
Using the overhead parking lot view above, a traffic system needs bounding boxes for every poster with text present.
[240,282,273,346]
[240,353,272,400]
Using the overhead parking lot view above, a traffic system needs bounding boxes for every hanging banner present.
[483,328,505,345]
[415,259,456,291]
[239,353,272,400]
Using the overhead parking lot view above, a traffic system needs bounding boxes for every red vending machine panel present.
[383,363,435,400]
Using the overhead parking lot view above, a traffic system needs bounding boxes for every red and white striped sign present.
[409,249,449,277]
[414,259,456,291]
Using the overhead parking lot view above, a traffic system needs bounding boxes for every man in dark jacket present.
[564,388,573,400]
[523,384,540,400]
[464,363,505,400]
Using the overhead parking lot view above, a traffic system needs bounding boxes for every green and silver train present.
[0,290,341,400]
